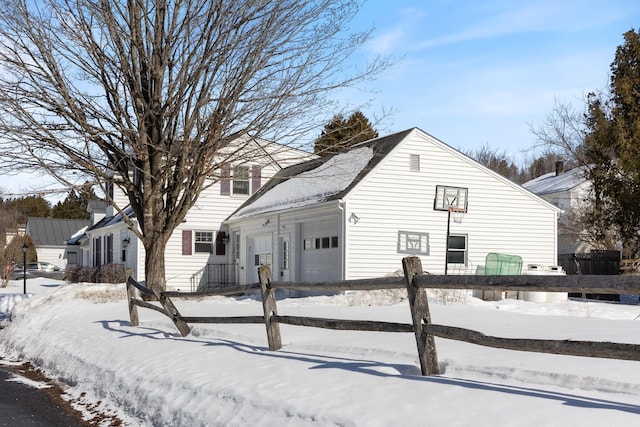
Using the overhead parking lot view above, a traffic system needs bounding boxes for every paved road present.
[0,364,90,426]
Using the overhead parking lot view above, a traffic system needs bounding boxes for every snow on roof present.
[230,146,374,219]
[522,166,588,195]
[66,226,88,245]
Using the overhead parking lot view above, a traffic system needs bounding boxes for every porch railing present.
[190,263,238,292]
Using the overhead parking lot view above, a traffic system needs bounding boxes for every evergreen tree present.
[6,195,51,222]
[583,29,640,255]
[52,187,95,219]
[314,111,378,155]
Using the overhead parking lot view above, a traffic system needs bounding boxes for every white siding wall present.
[227,217,277,286]
[163,158,298,290]
[227,205,339,286]
[539,181,593,254]
[343,130,558,278]
[85,139,311,290]
[35,246,66,268]
[107,184,131,218]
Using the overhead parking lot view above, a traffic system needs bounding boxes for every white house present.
[76,135,313,290]
[522,162,592,254]
[24,217,90,268]
[224,128,560,287]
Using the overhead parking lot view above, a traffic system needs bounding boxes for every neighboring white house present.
[224,128,561,287]
[26,217,90,268]
[64,200,108,268]
[75,135,314,290]
[522,162,592,254]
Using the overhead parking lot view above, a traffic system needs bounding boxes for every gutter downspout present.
[338,200,346,280]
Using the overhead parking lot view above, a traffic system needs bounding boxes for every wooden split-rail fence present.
[126,256,640,376]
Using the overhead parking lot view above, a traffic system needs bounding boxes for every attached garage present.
[299,219,340,282]
[225,127,559,287]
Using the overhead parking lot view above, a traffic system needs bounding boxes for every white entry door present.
[247,234,272,284]
[279,234,291,282]
[300,220,340,282]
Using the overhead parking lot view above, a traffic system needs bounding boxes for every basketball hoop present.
[448,206,466,224]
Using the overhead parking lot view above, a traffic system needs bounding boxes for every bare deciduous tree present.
[530,96,618,251]
[529,98,591,168]
[0,0,386,291]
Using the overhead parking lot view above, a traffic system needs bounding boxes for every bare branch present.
[0,0,388,290]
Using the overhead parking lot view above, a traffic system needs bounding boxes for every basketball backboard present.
[434,185,468,211]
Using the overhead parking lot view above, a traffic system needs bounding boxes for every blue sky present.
[341,0,640,160]
[2,0,640,199]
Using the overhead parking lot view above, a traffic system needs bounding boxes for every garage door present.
[300,220,340,282]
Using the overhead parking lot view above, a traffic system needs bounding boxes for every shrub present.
[66,263,127,284]
[64,265,83,283]
[96,263,126,284]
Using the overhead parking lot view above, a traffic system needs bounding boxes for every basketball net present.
[448,206,466,224]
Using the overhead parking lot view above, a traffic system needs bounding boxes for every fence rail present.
[126,256,640,377]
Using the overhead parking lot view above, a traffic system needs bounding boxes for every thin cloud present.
[367,7,426,54]
[410,1,636,51]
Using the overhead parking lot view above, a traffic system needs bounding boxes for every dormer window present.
[232,165,250,195]
[220,164,262,196]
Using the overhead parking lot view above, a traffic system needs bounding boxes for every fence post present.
[258,265,282,351]
[126,279,139,327]
[402,256,440,376]
[152,287,191,337]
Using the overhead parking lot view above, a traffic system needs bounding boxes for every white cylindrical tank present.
[521,264,567,303]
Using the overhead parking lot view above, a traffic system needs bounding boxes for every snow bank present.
[1,280,639,426]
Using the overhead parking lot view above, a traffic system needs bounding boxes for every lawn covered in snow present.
[0,278,639,426]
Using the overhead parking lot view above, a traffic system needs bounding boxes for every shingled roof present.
[227,128,414,220]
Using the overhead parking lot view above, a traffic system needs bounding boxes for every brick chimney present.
[555,160,564,176]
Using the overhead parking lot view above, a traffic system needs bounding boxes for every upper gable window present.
[410,154,420,172]
[221,164,262,196]
[233,165,250,195]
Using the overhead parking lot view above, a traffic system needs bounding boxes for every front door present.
[279,234,291,281]
[247,234,272,284]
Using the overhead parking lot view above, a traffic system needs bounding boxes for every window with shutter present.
[232,165,250,195]
[195,231,214,253]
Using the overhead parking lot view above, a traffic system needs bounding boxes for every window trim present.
[232,165,250,195]
[446,233,468,265]
[194,231,214,253]
[303,235,339,251]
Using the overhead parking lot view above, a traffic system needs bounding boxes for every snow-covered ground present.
[0,278,639,426]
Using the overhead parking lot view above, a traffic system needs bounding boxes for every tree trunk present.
[144,237,167,294]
